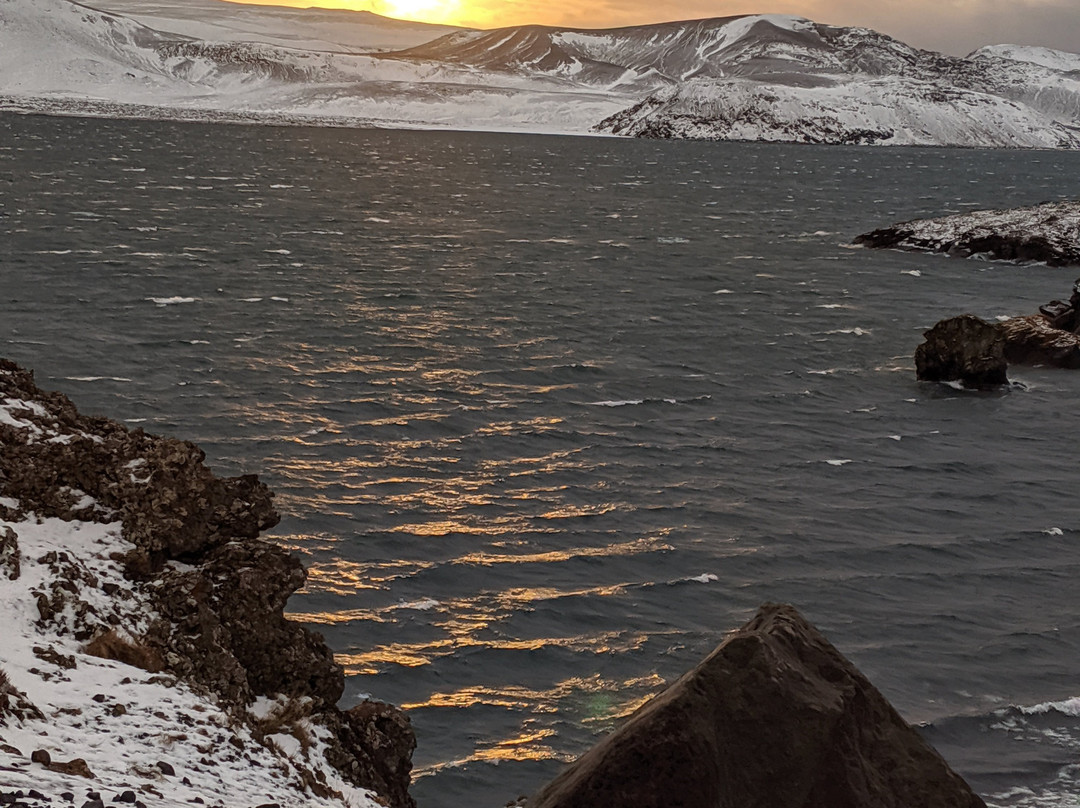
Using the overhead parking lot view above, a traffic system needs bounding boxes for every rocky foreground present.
[855,201,1080,266]
[1,358,991,807]
[528,603,985,808]
[0,358,414,808]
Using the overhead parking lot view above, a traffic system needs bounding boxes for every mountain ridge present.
[4,0,1080,147]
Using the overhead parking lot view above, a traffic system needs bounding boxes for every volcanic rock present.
[914,315,1009,387]
[527,603,985,808]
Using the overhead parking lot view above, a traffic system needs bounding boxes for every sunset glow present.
[225,0,482,27]
[220,0,1080,56]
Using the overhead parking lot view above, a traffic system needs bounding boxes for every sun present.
[372,0,464,25]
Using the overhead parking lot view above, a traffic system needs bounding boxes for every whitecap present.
[264,249,291,255]
[824,459,853,466]
[825,328,871,336]
[1042,527,1064,536]
[687,573,718,583]
[901,270,922,277]
[65,376,133,383]
[396,598,440,611]
[147,297,197,306]
[713,289,735,295]
[1019,696,1080,717]
[590,399,644,407]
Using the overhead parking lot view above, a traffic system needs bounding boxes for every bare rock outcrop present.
[998,314,1080,367]
[0,358,415,807]
[528,603,985,808]
[914,314,1009,387]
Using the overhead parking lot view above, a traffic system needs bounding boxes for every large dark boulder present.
[914,315,1009,388]
[528,603,985,808]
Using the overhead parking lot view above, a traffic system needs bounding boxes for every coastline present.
[0,358,415,807]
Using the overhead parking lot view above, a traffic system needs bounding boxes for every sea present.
[3,111,1080,807]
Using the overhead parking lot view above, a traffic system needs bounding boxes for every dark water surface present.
[3,112,1080,807]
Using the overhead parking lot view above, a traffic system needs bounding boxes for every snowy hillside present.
[598,76,1080,148]
[3,0,1080,147]
[89,0,465,54]
[0,0,629,133]
[972,44,1080,74]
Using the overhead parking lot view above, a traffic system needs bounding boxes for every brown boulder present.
[998,315,1080,368]
[528,603,985,808]
[914,315,1008,388]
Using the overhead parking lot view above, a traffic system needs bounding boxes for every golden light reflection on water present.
[298,533,673,598]
[407,674,667,775]
[447,535,672,568]
[334,629,663,676]
[290,582,632,629]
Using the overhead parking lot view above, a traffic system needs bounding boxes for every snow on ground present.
[0,511,381,808]
[973,44,1080,74]
[0,382,382,808]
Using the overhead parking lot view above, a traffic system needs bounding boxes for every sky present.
[224,0,1080,56]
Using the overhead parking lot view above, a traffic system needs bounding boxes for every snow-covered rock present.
[855,201,1080,265]
[0,358,415,808]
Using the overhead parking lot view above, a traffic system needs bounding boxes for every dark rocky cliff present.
[0,357,414,807]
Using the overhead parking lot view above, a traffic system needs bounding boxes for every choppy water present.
[3,111,1080,807]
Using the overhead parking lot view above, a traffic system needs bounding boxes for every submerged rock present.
[855,201,1080,266]
[914,314,1009,387]
[528,603,985,808]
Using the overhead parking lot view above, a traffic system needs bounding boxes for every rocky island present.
[855,201,1080,266]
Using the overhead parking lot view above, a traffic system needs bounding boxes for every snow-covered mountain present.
[0,0,628,133]
[89,0,464,54]
[971,44,1080,74]
[3,0,1080,148]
